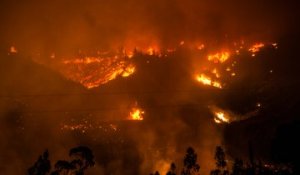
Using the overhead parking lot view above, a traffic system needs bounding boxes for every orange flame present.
[249,43,265,56]
[60,55,136,89]
[122,64,136,77]
[212,68,220,78]
[36,40,275,90]
[197,44,205,50]
[147,47,155,55]
[129,107,144,120]
[195,74,222,89]
[214,112,229,124]
[208,51,230,63]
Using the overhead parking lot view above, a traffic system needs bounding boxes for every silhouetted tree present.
[210,169,221,175]
[69,146,95,173]
[231,159,244,175]
[215,146,227,169]
[166,163,176,175]
[149,146,295,175]
[27,146,95,175]
[181,147,200,175]
[28,150,51,175]
[50,160,75,175]
[150,171,160,175]
[211,146,228,175]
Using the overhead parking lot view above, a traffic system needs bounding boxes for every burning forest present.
[1,0,300,175]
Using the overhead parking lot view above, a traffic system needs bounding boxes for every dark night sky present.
[0,0,299,54]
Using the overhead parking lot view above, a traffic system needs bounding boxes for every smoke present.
[0,51,222,175]
[0,0,295,56]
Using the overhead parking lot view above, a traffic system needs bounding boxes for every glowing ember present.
[147,47,155,55]
[61,122,119,133]
[61,124,89,133]
[212,68,220,78]
[109,124,118,131]
[129,108,144,120]
[195,74,222,89]
[208,51,230,63]
[272,43,278,49]
[197,44,205,50]
[62,57,108,64]
[249,43,265,56]
[212,81,222,89]
[214,112,229,123]
[9,46,17,53]
[50,53,55,59]
[256,103,261,107]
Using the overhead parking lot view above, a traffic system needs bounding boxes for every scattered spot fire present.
[209,107,233,124]
[195,74,222,89]
[9,46,18,54]
[210,104,262,124]
[129,107,145,121]
[213,112,230,124]
[207,51,230,63]
[248,43,265,57]
[61,121,120,134]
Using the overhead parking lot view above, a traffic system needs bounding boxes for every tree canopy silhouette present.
[27,146,95,175]
[181,147,200,175]
[166,163,177,175]
[27,150,51,175]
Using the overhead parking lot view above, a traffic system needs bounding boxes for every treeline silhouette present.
[151,146,293,175]
[27,146,95,175]
[27,146,294,175]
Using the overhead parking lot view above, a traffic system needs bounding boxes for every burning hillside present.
[1,39,285,175]
[29,41,277,91]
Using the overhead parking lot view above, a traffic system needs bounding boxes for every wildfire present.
[59,55,136,89]
[195,74,222,89]
[121,64,136,77]
[129,107,144,120]
[126,51,134,58]
[197,44,205,50]
[29,40,276,90]
[249,43,265,56]
[212,68,220,78]
[147,47,155,55]
[196,74,211,85]
[62,57,104,64]
[208,51,230,63]
[214,112,230,124]
[61,122,119,133]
